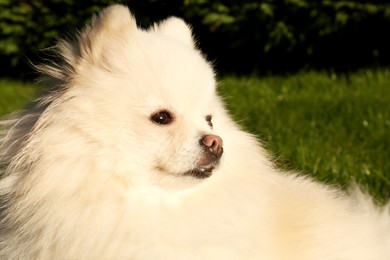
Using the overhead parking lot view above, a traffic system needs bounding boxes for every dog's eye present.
[151,110,173,125]
[206,115,213,128]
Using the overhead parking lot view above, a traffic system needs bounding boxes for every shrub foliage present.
[1,0,390,76]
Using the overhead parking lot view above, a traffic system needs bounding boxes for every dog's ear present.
[78,4,137,64]
[90,4,137,34]
[153,17,195,48]
[36,5,138,83]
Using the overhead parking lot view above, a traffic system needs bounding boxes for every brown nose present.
[200,135,223,157]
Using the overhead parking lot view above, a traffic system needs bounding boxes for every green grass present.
[0,79,41,115]
[219,69,390,203]
[1,70,389,202]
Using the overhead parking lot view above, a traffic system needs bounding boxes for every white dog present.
[0,5,389,259]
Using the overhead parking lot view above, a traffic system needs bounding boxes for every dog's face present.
[115,37,224,180]
[44,6,225,184]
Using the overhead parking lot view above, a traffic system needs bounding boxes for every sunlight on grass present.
[0,79,41,116]
[219,69,390,202]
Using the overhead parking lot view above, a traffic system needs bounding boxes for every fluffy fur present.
[0,5,389,259]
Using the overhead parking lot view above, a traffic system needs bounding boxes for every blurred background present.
[1,0,390,78]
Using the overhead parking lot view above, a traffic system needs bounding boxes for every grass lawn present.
[1,69,389,202]
[219,69,390,203]
[0,79,41,115]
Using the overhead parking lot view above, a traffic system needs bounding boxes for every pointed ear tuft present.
[154,17,195,48]
[77,4,137,64]
[93,4,137,32]
[37,5,139,83]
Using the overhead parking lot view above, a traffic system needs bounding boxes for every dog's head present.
[36,5,226,187]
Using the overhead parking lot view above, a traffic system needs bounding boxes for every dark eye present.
[206,115,213,128]
[151,110,173,125]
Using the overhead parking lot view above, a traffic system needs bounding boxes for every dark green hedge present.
[1,0,390,77]
[0,0,113,78]
[181,0,390,73]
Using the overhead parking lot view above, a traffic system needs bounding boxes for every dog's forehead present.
[122,32,215,91]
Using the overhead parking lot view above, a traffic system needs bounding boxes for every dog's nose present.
[201,135,223,157]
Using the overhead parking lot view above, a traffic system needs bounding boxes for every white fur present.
[0,5,389,259]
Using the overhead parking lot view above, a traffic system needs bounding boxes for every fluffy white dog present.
[0,4,389,259]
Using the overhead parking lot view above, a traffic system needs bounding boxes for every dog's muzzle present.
[185,135,223,179]
[199,134,223,164]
